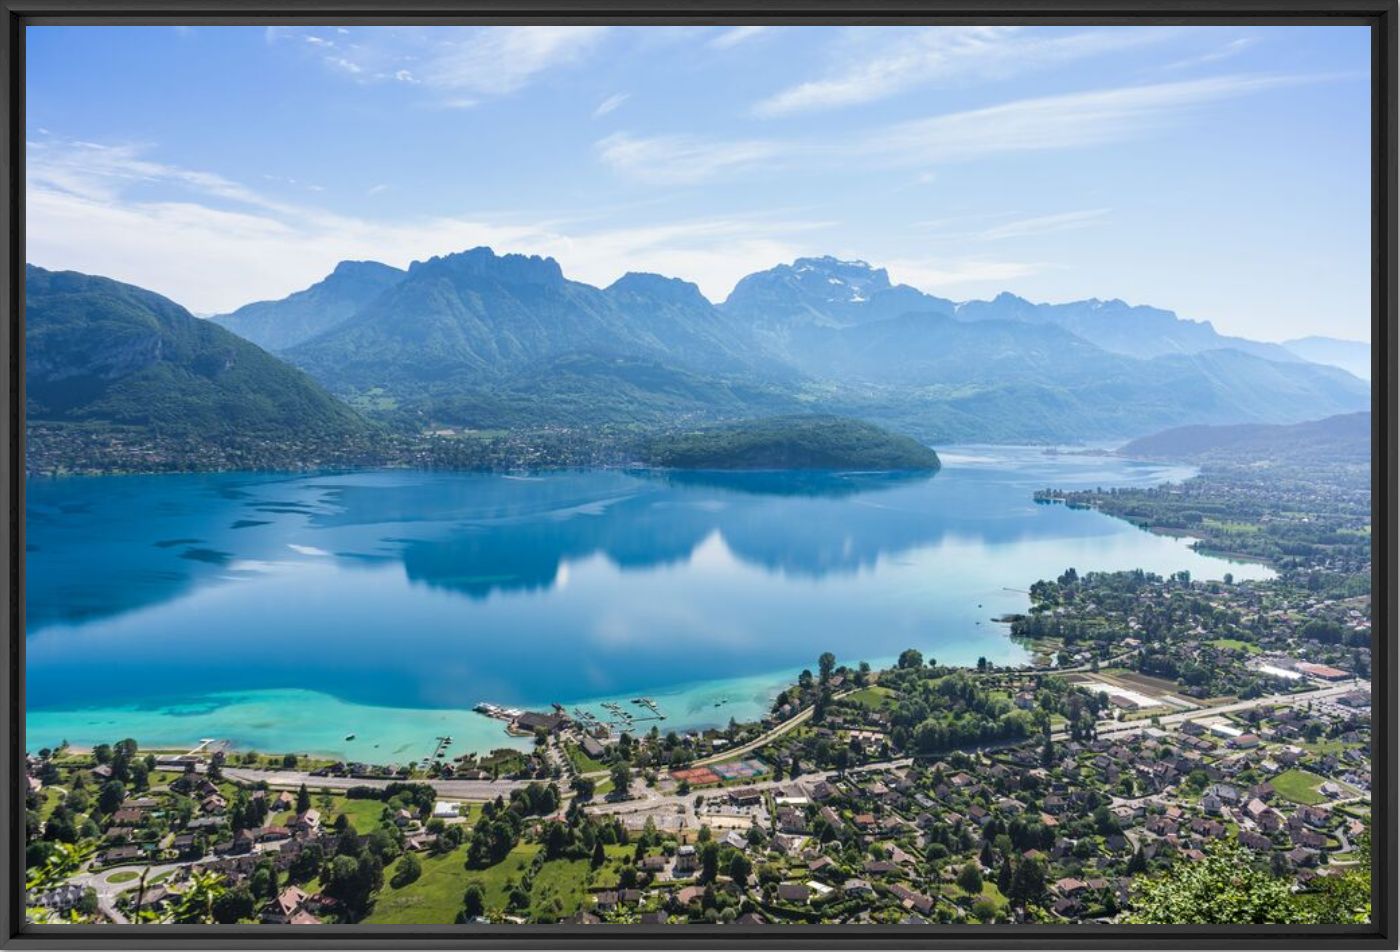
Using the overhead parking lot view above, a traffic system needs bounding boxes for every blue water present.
[24,447,1270,759]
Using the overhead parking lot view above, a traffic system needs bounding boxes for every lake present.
[24,447,1272,762]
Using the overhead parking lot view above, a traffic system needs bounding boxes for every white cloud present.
[592,74,1303,190]
[595,132,781,185]
[710,26,770,49]
[753,26,1172,117]
[1165,36,1256,70]
[884,257,1049,292]
[859,74,1308,166]
[592,92,629,119]
[26,138,829,312]
[973,208,1110,241]
[271,26,609,102]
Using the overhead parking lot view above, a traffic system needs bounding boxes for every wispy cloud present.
[592,92,629,119]
[269,26,609,103]
[26,137,830,311]
[885,257,1050,291]
[859,74,1310,166]
[974,208,1110,241]
[710,26,771,50]
[596,74,1308,188]
[1164,36,1256,71]
[419,26,609,97]
[753,26,1172,117]
[595,132,782,185]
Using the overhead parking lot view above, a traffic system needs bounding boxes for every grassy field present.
[563,743,607,774]
[107,871,140,884]
[1272,768,1329,805]
[1208,638,1262,654]
[845,686,895,710]
[527,858,590,921]
[368,844,541,924]
[271,794,389,832]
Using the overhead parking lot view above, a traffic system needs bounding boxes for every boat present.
[345,733,356,741]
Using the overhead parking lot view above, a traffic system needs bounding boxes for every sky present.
[25,24,1371,342]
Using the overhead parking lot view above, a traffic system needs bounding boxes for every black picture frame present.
[1,3,1395,948]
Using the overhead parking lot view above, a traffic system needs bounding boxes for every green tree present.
[391,852,423,889]
[1010,857,1045,907]
[97,780,126,816]
[729,852,753,884]
[1126,843,1308,924]
[957,862,984,895]
[609,762,631,799]
[211,886,256,924]
[461,882,487,920]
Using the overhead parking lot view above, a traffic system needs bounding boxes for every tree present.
[288,841,323,883]
[699,841,719,884]
[461,882,487,920]
[1127,848,1149,875]
[250,863,280,903]
[169,870,227,924]
[296,784,311,814]
[958,862,984,895]
[897,649,924,670]
[97,780,126,816]
[818,652,836,686]
[1010,857,1045,907]
[609,762,631,799]
[211,886,256,924]
[1126,843,1307,924]
[391,852,423,889]
[996,859,1014,897]
[729,852,752,884]
[322,852,384,917]
[592,838,606,869]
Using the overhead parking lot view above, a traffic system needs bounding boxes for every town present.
[25,453,1374,926]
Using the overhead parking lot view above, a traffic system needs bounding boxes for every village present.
[24,455,1375,926]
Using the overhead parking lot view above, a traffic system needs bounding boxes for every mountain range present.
[1280,336,1372,381]
[26,249,1370,463]
[25,264,368,449]
[1119,411,1371,464]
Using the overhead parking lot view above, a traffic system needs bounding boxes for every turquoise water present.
[25,448,1270,760]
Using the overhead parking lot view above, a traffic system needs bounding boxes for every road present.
[221,682,1356,805]
[222,767,530,800]
[1092,682,1359,739]
[691,689,856,767]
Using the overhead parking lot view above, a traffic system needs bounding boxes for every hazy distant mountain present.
[722,256,954,348]
[953,292,1302,363]
[26,265,367,442]
[1282,336,1372,381]
[211,259,405,351]
[285,248,797,425]
[27,250,1372,457]
[272,248,1366,440]
[1120,411,1370,464]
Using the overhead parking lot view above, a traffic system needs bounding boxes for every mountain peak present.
[411,246,565,286]
[790,256,892,298]
[328,259,400,280]
[606,272,711,307]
